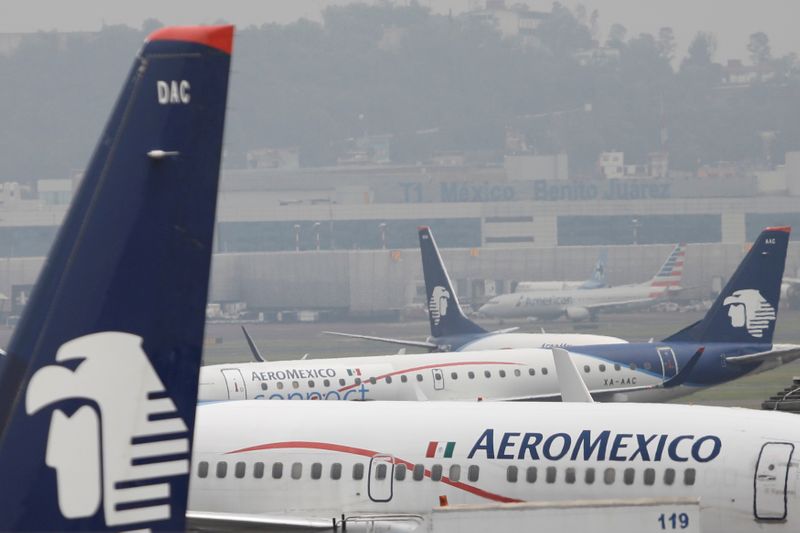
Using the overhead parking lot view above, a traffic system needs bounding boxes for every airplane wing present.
[724,343,800,365]
[490,327,519,334]
[187,510,333,531]
[583,297,658,311]
[322,331,438,350]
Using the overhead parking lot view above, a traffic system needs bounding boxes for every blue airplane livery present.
[0,25,233,531]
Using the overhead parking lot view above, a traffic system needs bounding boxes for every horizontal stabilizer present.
[724,343,800,365]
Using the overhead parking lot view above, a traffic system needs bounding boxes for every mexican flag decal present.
[426,441,455,458]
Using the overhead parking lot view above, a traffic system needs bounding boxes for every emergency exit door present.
[432,368,445,390]
[754,442,795,520]
[221,368,247,400]
[368,455,394,502]
[656,347,679,379]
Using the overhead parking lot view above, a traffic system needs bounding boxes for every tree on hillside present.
[657,27,676,63]
[748,32,772,65]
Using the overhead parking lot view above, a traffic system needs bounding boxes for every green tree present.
[747,31,771,65]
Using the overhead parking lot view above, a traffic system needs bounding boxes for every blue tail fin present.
[418,227,486,338]
[579,249,607,289]
[0,26,233,531]
[664,227,789,344]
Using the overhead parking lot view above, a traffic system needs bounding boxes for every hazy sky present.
[1,1,797,61]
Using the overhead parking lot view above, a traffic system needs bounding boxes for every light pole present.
[293,224,301,252]
[379,222,387,250]
[631,218,641,245]
[313,222,321,251]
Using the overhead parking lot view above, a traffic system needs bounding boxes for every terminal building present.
[0,152,798,318]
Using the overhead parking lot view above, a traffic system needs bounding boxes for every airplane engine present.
[565,306,590,321]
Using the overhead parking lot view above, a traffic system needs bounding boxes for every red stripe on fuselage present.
[227,440,522,504]
[337,360,525,392]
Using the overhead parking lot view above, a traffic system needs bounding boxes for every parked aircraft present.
[0,25,233,531]
[479,243,686,321]
[515,249,607,292]
[199,227,798,403]
[325,227,627,352]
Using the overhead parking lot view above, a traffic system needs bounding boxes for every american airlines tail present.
[418,226,486,338]
[0,26,232,531]
[647,242,686,292]
[665,227,789,344]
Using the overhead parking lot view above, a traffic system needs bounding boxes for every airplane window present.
[583,365,590,374]
[260,382,268,390]
[644,468,655,486]
[526,467,537,483]
[235,461,246,479]
[468,371,476,379]
[528,368,536,376]
[431,464,443,481]
[292,381,299,389]
[353,463,364,480]
[277,382,284,390]
[355,378,362,385]
[629,363,637,371]
[401,375,408,383]
[369,377,377,385]
[198,461,209,478]
[514,369,521,377]
[542,368,549,375]
[644,362,653,371]
[413,464,425,481]
[331,463,342,480]
[311,463,322,480]
[484,370,492,378]
[308,380,315,388]
[272,463,283,479]
[324,379,330,387]
[386,376,393,384]
[604,468,615,485]
[451,372,458,380]
[395,464,407,481]
[546,466,556,484]
[339,378,346,386]
[599,364,606,372]
[468,465,480,482]
[291,462,302,480]
[416,374,423,382]
[499,370,506,378]
[585,468,595,484]
[253,462,264,479]
[684,469,696,486]
[449,465,461,482]
[375,463,387,480]
[614,364,621,371]
[506,466,518,483]
[664,468,676,485]
[565,467,576,484]
[623,468,635,485]
[216,462,228,479]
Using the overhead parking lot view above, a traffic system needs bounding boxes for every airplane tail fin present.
[648,243,686,290]
[418,227,486,338]
[0,26,233,531]
[664,227,790,344]
[580,249,608,289]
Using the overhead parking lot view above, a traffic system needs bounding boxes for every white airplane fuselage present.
[198,348,665,403]
[189,401,800,532]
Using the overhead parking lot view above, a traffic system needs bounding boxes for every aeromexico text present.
[468,429,721,463]
[252,369,337,381]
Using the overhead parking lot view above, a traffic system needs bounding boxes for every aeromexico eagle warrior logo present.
[429,285,451,326]
[25,332,189,527]
[723,289,777,338]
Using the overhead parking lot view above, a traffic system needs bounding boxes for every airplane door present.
[220,368,247,400]
[754,442,795,520]
[368,455,394,503]
[432,368,445,391]
[656,347,679,379]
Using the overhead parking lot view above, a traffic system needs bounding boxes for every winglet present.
[241,326,266,362]
[551,348,594,403]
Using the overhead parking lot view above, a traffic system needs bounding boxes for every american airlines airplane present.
[325,227,627,352]
[0,25,233,531]
[515,249,608,292]
[479,243,686,321]
[1,26,799,533]
[199,226,798,403]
